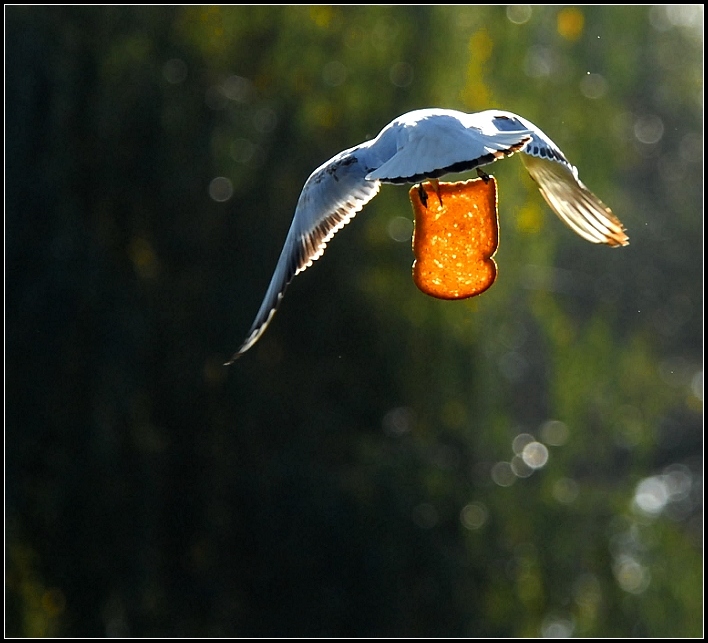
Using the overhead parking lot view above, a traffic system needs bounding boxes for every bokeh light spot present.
[460,501,488,530]
[491,461,516,487]
[222,75,254,103]
[552,477,579,504]
[679,132,702,163]
[663,464,693,501]
[573,572,602,610]
[230,138,256,164]
[511,455,534,478]
[208,177,233,202]
[522,441,549,469]
[691,370,702,400]
[309,5,334,28]
[390,61,414,87]
[539,420,569,446]
[633,465,694,518]
[634,114,664,144]
[541,615,575,638]
[507,5,532,25]
[512,432,535,455]
[382,406,415,436]
[387,216,413,242]
[580,72,608,99]
[524,46,555,78]
[633,476,669,515]
[613,555,650,594]
[651,5,704,33]
[557,7,584,41]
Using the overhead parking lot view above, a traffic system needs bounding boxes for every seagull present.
[226,108,628,364]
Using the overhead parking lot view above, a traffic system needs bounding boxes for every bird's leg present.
[476,168,491,183]
[431,179,443,207]
[417,183,428,208]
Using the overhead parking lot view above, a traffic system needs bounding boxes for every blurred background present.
[5,5,703,637]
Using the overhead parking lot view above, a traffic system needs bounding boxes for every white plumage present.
[226,108,628,364]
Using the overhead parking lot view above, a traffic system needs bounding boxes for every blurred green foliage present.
[5,5,703,637]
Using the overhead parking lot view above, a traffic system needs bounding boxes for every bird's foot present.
[431,179,443,207]
[476,168,491,183]
[418,181,444,208]
[417,183,429,208]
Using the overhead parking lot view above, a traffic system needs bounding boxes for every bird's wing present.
[521,154,628,246]
[226,145,380,363]
[488,111,628,247]
[366,114,531,184]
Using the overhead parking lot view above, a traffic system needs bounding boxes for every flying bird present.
[226,108,628,364]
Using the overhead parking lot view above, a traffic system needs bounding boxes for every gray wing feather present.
[489,111,628,246]
[522,155,628,246]
[225,146,380,363]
